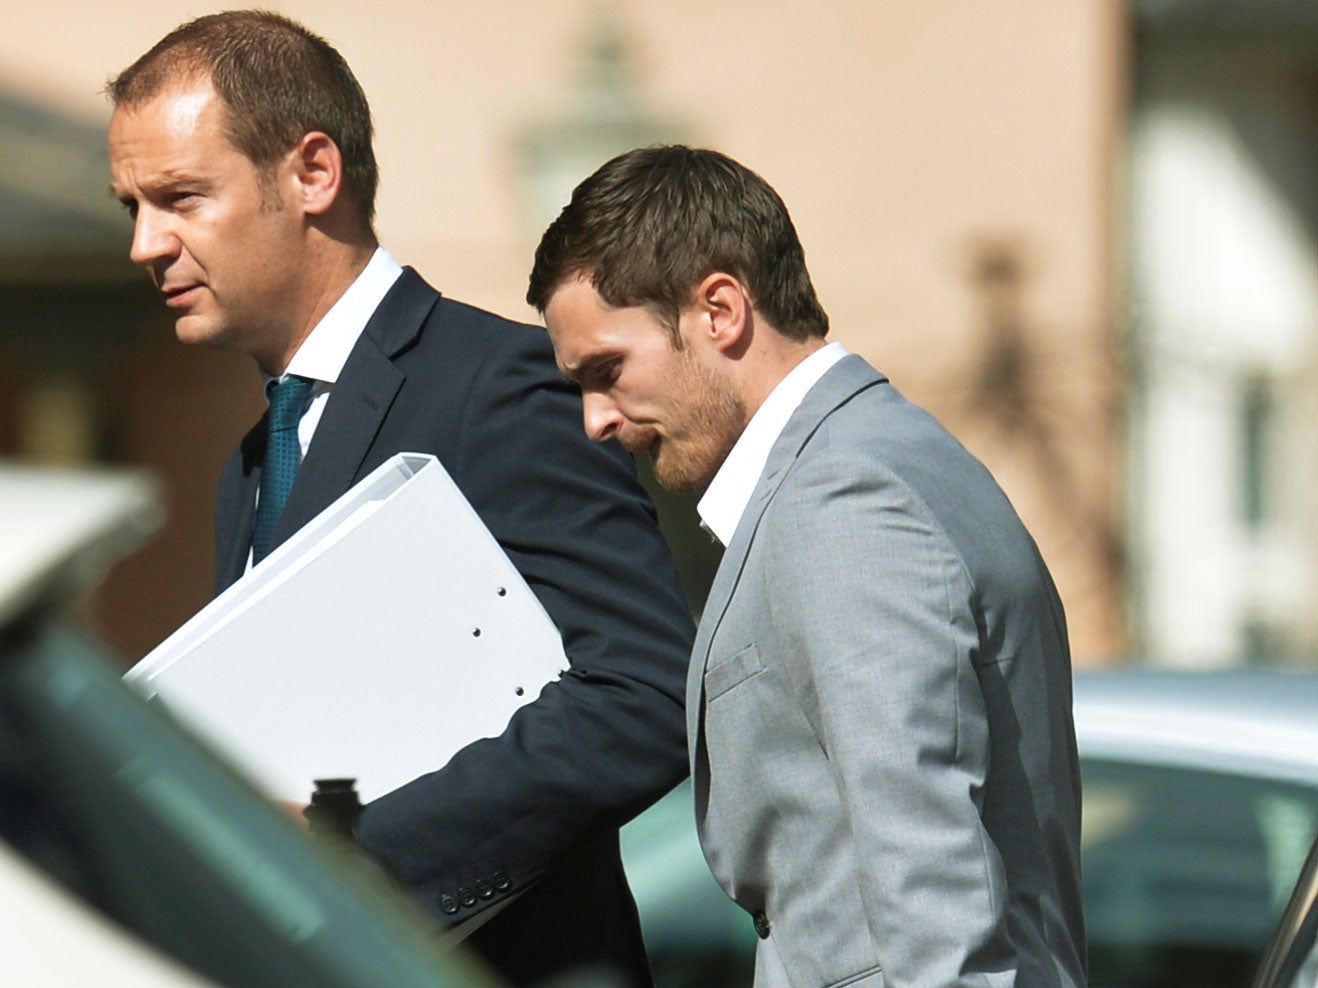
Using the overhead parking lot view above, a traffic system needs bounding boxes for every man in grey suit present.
[528,146,1086,987]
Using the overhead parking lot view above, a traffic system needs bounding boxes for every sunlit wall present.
[1,1,1127,662]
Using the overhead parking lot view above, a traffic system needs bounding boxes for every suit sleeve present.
[761,447,1015,987]
[353,324,694,920]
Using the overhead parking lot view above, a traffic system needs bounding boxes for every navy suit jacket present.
[214,269,695,986]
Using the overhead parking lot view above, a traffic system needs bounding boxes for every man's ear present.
[692,272,751,354]
[289,132,343,217]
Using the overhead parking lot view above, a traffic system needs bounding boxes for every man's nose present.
[129,207,178,268]
[582,392,623,443]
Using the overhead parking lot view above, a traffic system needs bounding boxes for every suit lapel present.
[687,356,887,768]
[269,268,439,547]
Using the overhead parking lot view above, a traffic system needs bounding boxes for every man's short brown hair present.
[107,9,378,231]
[527,145,829,342]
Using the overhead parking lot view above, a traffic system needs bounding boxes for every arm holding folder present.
[106,12,692,985]
[216,292,695,985]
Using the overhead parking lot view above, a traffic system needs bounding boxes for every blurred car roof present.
[0,461,162,626]
[1074,667,1318,786]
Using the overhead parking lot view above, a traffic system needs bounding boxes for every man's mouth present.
[162,284,200,308]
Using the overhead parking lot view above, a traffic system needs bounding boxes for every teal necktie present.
[251,375,314,563]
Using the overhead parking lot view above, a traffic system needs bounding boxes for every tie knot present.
[267,375,314,433]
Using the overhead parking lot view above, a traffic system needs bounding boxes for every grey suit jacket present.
[688,355,1085,988]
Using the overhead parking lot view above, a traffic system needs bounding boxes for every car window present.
[621,780,757,987]
[1083,759,1318,988]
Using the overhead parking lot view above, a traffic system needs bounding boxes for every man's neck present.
[740,335,830,424]
[256,238,378,375]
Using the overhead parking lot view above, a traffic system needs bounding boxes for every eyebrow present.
[557,360,590,387]
[108,169,214,200]
[559,352,617,388]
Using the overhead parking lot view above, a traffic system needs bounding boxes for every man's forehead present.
[547,271,600,306]
[109,76,250,190]
[159,87,213,136]
[120,74,226,141]
[544,284,609,372]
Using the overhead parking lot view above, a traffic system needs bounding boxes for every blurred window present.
[1083,758,1318,988]
[1238,371,1274,532]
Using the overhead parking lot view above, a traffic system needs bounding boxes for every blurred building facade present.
[2,0,1310,670]
[1126,0,1318,666]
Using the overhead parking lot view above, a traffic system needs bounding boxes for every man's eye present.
[119,199,138,220]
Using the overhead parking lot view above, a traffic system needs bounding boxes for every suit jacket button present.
[753,911,771,939]
[492,871,513,893]
[476,879,495,900]
[439,894,459,915]
[458,885,478,908]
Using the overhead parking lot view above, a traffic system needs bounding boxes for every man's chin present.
[650,453,712,497]
[173,315,226,349]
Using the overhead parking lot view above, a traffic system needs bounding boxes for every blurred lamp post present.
[519,8,685,234]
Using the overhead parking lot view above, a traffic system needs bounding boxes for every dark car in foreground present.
[622,667,1318,988]
[0,463,499,988]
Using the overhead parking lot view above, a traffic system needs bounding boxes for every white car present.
[1079,668,1318,987]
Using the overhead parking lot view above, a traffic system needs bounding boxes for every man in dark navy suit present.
[107,12,693,986]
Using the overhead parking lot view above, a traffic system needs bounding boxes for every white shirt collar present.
[278,246,404,387]
[697,341,848,546]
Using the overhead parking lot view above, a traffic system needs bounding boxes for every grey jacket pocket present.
[705,644,765,701]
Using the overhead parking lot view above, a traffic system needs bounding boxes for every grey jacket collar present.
[686,355,887,765]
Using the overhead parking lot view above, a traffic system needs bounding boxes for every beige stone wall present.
[1,0,1127,661]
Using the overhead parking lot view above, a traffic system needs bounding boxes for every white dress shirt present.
[247,247,403,570]
[697,341,848,547]
[264,246,405,456]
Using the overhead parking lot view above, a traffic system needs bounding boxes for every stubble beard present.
[649,347,746,496]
